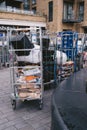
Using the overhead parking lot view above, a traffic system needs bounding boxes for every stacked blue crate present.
[55,31,78,82]
[61,31,78,61]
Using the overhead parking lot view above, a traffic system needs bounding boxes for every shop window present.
[48,1,53,22]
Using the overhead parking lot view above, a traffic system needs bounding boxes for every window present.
[79,2,84,21]
[6,0,21,8]
[32,0,36,5]
[32,7,36,14]
[48,1,53,22]
[0,1,6,8]
[63,2,73,20]
[23,0,29,10]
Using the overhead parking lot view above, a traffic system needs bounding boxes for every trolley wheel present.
[11,99,16,110]
[39,99,43,110]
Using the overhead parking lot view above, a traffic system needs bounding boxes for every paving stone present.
[0,119,26,130]
[7,115,22,121]
[14,121,28,129]
[36,126,50,130]
[18,125,34,130]
[27,116,51,129]
[38,112,50,119]
[0,118,8,125]
[0,68,53,130]
[4,126,17,130]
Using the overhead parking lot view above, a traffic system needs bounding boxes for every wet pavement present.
[0,68,53,130]
[53,67,87,130]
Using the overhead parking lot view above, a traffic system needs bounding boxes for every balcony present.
[0,7,46,26]
[63,1,84,23]
[0,7,45,17]
[62,18,81,23]
[62,12,82,23]
[0,7,34,15]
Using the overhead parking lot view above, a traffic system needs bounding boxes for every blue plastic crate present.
[61,31,78,60]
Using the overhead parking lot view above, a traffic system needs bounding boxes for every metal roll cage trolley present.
[8,27,44,110]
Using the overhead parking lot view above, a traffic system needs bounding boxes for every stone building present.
[0,0,86,33]
[0,0,46,34]
[29,0,86,33]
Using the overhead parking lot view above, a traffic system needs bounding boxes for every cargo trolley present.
[9,27,44,110]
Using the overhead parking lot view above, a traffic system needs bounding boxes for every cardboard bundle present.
[63,61,74,66]
[17,83,41,99]
[18,91,41,99]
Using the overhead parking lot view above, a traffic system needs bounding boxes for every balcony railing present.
[62,16,83,23]
[62,18,80,23]
[62,13,82,23]
[0,7,44,17]
[0,7,35,15]
[62,9,84,23]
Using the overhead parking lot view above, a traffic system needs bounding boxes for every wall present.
[36,0,78,32]
[37,0,58,32]
[0,11,46,22]
[36,0,87,33]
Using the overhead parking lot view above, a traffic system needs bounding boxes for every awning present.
[0,19,46,27]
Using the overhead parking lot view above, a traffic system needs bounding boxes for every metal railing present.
[0,7,34,15]
[0,7,44,16]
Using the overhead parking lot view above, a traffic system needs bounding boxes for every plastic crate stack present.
[57,31,78,81]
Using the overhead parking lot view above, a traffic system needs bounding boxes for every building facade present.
[29,0,87,33]
[0,0,47,66]
[0,0,87,33]
[0,0,46,35]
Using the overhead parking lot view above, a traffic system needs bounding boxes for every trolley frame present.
[9,27,44,110]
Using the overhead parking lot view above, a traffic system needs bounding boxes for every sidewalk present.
[0,68,53,130]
